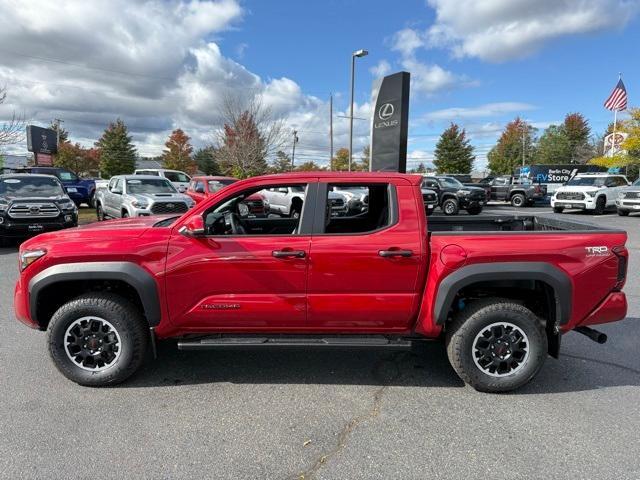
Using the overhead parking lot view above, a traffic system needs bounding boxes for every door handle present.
[378,249,413,258]
[272,250,306,258]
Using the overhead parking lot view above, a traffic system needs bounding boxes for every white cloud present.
[369,60,392,78]
[426,0,640,62]
[424,102,536,121]
[391,28,425,58]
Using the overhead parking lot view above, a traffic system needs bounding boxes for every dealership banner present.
[370,71,410,173]
[515,164,609,184]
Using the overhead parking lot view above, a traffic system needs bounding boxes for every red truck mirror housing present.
[179,215,205,237]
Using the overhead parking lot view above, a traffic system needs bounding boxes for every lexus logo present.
[378,103,394,120]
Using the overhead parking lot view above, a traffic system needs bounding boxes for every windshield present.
[633,179,640,187]
[126,178,177,194]
[56,170,78,182]
[164,171,191,183]
[208,179,236,192]
[566,177,606,187]
[1,176,64,197]
[438,177,463,188]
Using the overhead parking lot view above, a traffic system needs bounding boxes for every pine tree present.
[271,150,292,173]
[96,119,137,177]
[162,128,195,173]
[433,123,474,174]
[193,147,220,175]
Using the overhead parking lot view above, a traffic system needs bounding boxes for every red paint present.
[14,172,628,340]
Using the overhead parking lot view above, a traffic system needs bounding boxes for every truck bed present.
[427,215,620,234]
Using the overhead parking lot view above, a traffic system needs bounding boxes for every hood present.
[556,185,602,193]
[461,185,485,192]
[1,194,71,203]
[127,192,191,202]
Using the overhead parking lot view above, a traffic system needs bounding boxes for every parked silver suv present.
[616,178,640,216]
[95,175,194,220]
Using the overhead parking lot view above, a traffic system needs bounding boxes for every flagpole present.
[611,72,621,156]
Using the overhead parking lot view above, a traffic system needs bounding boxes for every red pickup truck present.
[14,172,628,392]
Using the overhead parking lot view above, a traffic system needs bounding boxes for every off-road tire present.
[466,206,482,215]
[48,293,148,387]
[618,209,629,217]
[445,298,547,393]
[594,196,606,215]
[96,202,105,221]
[442,198,459,216]
[510,193,526,208]
[553,207,564,214]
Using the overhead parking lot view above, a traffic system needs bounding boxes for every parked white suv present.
[134,168,191,193]
[551,173,630,215]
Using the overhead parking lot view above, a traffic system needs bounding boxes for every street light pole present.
[349,49,368,171]
[291,130,298,171]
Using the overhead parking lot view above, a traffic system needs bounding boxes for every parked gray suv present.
[95,175,194,220]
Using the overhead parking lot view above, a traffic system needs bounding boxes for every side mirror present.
[111,188,122,194]
[179,216,205,237]
[278,187,289,194]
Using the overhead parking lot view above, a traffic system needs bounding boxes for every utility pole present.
[349,49,368,171]
[291,130,298,171]
[522,125,526,167]
[329,93,334,170]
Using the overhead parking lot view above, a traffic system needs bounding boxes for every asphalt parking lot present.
[1,204,639,479]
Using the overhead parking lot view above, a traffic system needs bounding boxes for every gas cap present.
[440,244,468,268]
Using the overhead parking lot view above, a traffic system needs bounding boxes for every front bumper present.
[0,214,77,237]
[616,199,640,211]
[551,197,596,210]
[458,197,484,209]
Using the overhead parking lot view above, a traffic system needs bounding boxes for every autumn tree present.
[271,150,292,173]
[162,128,195,174]
[487,118,536,175]
[54,142,101,174]
[434,123,474,174]
[352,145,370,171]
[295,160,323,171]
[215,94,286,178]
[193,147,220,175]
[331,147,350,171]
[96,119,137,177]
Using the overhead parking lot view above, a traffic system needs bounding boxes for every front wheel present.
[553,206,564,214]
[594,196,606,215]
[47,293,149,386]
[441,198,459,216]
[96,202,105,221]
[617,209,629,216]
[445,299,547,393]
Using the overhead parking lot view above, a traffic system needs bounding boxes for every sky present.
[0,0,639,171]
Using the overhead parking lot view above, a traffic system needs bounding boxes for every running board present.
[177,334,414,350]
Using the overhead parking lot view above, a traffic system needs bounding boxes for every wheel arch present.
[29,262,161,330]
[434,262,571,327]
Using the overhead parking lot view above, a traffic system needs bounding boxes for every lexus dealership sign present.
[26,125,58,155]
[370,71,410,173]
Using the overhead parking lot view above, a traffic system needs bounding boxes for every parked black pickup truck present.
[485,175,547,207]
[422,176,486,215]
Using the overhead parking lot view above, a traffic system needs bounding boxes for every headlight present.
[59,201,76,212]
[585,191,597,198]
[457,190,471,196]
[0,201,8,212]
[618,192,625,199]
[131,200,149,208]
[20,249,47,271]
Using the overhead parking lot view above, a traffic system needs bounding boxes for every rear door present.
[306,179,424,332]
[492,177,510,200]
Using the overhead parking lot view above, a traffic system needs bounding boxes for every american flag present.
[604,78,628,111]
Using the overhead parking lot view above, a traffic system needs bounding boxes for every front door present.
[164,180,316,333]
[306,180,424,333]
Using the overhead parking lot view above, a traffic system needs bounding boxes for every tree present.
[96,119,137,177]
[0,87,24,148]
[563,113,592,163]
[487,118,536,175]
[353,145,370,171]
[49,121,69,144]
[162,128,195,174]
[414,162,427,173]
[271,150,292,173]
[54,142,101,174]
[194,147,220,175]
[295,160,323,171]
[331,148,350,171]
[215,94,287,178]
[534,125,571,165]
[433,123,474,174]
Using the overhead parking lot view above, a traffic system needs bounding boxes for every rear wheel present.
[446,299,547,393]
[122,210,129,218]
[594,196,606,215]
[96,202,105,221]
[47,293,148,387]
[553,206,564,214]
[617,209,629,216]
[442,198,459,216]
[510,193,526,208]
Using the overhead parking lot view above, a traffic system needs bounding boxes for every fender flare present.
[28,262,161,326]
[433,262,572,325]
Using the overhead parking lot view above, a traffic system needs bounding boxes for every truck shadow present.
[123,325,640,394]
